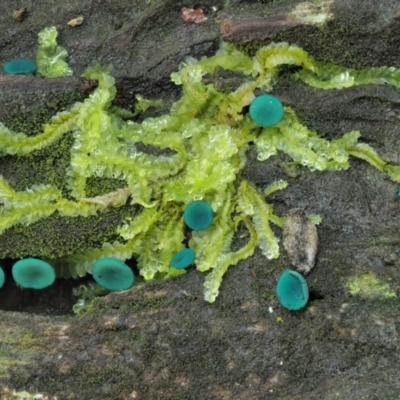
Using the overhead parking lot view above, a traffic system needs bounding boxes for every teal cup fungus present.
[4,58,37,75]
[0,266,5,289]
[12,258,56,289]
[249,94,284,127]
[170,248,195,269]
[92,258,134,291]
[276,269,309,310]
[183,201,213,230]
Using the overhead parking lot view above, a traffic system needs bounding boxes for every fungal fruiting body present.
[170,248,195,269]
[12,258,55,289]
[249,94,284,126]
[184,201,214,230]
[276,269,309,310]
[91,258,134,291]
[3,59,36,75]
[0,267,4,289]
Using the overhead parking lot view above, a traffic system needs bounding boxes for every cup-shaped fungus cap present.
[170,248,195,269]
[184,201,213,230]
[276,269,309,310]
[249,94,284,127]
[92,258,134,291]
[4,59,36,75]
[0,267,5,289]
[12,258,55,289]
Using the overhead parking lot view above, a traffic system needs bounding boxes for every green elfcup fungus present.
[276,269,309,310]
[184,201,213,230]
[0,266,5,289]
[4,58,37,75]
[170,248,195,269]
[12,258,56,289]
[92,258,134,291]
[249,94,284,126]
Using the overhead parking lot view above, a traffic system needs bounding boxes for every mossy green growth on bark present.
[1,31,400,301]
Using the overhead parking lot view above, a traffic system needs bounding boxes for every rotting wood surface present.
[1,0,400,399]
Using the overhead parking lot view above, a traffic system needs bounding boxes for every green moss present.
[346,273,397,299]
[0,326,42,380]
[1,85,93,138]
[36,26,73,78]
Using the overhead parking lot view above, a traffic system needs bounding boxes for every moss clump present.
[346,273,397,299]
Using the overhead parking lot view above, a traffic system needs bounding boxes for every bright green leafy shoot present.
[36,26,73,78]
[1,29,400,302]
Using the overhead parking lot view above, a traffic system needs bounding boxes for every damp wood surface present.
[1,0,400,399]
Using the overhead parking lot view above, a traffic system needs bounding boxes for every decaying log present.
[1,0,400,398]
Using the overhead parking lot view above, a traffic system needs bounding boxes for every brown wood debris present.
[216,12,298,41]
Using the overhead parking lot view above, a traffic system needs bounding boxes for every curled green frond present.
[297,62,400,90]
[384,165,400,183]
[163,123,243,203]
[0,178,61,208]
[254,42,317,87]
[132,94,164,117]
[255,107,351,171]
[0,179,60,234]
[0,203,57,236]
[36,26,73,77]
[296,65,355,89]
[137,205,185,280]
[264,180,289,198]
[0,106,81,156]
[117,207,160,241]
[308,214,323,225]
[345,142,387,171]
[203,217,257,303]
[238,180,281,259]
